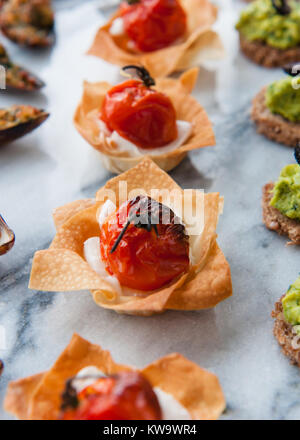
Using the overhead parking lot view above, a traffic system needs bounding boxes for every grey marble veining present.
[0,0,300,420]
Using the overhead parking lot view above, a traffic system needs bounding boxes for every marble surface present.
[0,0,300,420]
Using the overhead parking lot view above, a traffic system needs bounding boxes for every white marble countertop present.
[0,0,300,420]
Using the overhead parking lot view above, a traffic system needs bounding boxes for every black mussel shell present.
[0,107,49,145]
[0,0,55,48]
[0,215,14,255]
[283,62,300,77]
[294,146,300,165]
[0,42,45,90]
[0,24,55,47]
[4,64,45,91]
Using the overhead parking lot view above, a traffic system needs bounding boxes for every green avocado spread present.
[236,0,300,49]
[270,164,300,219]
[266,76,300,122]
[282,276,300,327]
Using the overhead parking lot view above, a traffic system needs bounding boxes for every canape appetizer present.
[74,67,215,173]
[29,158,232,316]
[251,68,300,147]
[262,149,300,244]
[0,0,54,47]
[4,333,226,420]
[236,0,300,68]
[0,43,44,91]
[88,0,224,78]
[0,215,14,255]
[272,275,300,366]
[0,105,49,145]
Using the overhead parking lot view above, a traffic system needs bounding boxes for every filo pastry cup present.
[4,333,226,420]
[29,157,232,316]
[87,0,224,78]
[74,68,215,174]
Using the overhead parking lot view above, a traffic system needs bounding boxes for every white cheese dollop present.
[109,17,125,36]
[74,366,191,420]
[84,200,122,295]
[83,236,122,295]
[74,366,105,393]
[84,198,123,296]
[99,120,192,158]
[98,199,116,228]
[154,387,191,420]
[84,237,107,278]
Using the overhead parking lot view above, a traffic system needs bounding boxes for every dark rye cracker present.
[272,296,300,366]
[262,183,300,244]
[239,34,300,68]
[251,87,300,148]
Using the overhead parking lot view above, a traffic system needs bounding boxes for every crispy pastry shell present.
[74,68,215,174]
[4,333,226,420]
[87,0,224,78]
[29,158,232,315]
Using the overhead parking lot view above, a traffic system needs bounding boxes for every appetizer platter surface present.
[0,0,300,420]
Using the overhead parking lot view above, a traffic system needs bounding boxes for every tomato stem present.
[110,196,161,254]
[122,65,155,87]
[110,219,131,254]
[60,378,79,411]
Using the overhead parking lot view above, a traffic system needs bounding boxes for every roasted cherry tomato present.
[120,0,187,52]
[100,196,190,291]
[61,372,162,420]
[100,78,177,149]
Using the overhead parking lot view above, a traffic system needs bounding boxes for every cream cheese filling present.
[74,366,191,420]
[109,17,125,37]
[98,119,192,158]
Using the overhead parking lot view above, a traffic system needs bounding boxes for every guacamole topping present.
[282,276,300,328]
[270,164,300,219]
[236,0,300,49]
[266,76,300,122]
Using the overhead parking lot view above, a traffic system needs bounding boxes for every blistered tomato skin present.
[120,0,187,52]
[100,79,178,149]
[100,198,190,291]
[61,372,162,420]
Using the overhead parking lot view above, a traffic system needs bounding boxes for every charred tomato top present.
[100,196,190,291]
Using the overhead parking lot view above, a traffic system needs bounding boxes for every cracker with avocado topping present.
[239,34,300,68]
[251,87,300,147]
[262,182,300,244]
[272,296,300,366]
